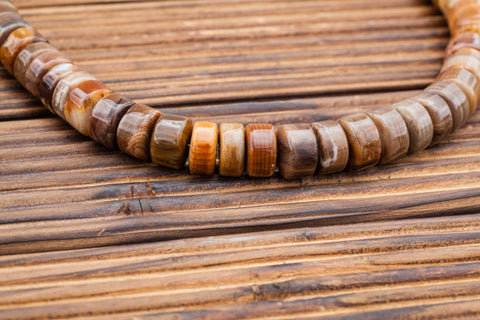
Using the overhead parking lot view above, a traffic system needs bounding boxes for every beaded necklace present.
[0,0,478,179]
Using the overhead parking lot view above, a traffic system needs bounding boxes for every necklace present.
[0,0,477,179]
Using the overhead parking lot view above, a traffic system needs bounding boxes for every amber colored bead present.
[277,124,318,179]
[150,114,193,170]
[189,121,218,176]
[219,123,245,177]
[367,108,409,165]
[246,123,277,177]
[51,71,96,119]
[13,41,54,87]
[446,33,480,57]
[393,100,434,154]
[24,50,70,98]
[0,12,30,47]
[38,63,79,114]
[426,80,470,130]
[117,104,161,161]
[438,66,480,115]
[0,26,46,74]
[442,51,480,81]
[412,92,454,146]
[89,93,135,149]
[338,114,381,171]
[311,120,349,175]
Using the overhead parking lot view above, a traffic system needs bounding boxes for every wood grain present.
[0,0,479,318]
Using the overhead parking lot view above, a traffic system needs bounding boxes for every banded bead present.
[311,120,349,175]
[38,63,79,114]
[219,123,245,177]
[0,26,45,74]
[13,41,54,87]
[393,100,434,154]
[117,104,161,161]
[277,124,318,179]
[0,11,29,46]
[150,114,193,170]
[89,93,135,149]
[446,32,480,57]
[189,121,218,176]
[246,123,277,178]
[412,92,454,146]
[367,108,409,165]
[438,66,480,115]
[338,113,381,171]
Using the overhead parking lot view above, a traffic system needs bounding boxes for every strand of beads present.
[0,0,478,180]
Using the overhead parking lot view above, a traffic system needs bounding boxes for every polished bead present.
[38,63,79,114]
[446,32,480,57]
[64,78,113,136]
[277,123,318,179]
[338,114,381,171]
[412,92,454,146]
[438,66,480,115]
[117,104,161,161]
[0,26,46,74]
[311,120,349,174]
[89,93,135,149]
[393,100,434,154]
[442,51,480,81]
[219,123,245,177]
[150,114,193,169]
[367,108,409,164]
[0,12,30,46]
[189,121,218,176]
[426,80,470,130]
[51,71,96,119]
[0,1,17,13]
[13,41,54,87]
[246,123,277,178]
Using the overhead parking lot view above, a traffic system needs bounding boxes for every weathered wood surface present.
[1,0,479,318]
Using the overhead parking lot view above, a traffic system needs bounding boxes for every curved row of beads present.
[0,0,478,179]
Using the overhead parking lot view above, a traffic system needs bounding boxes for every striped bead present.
[246,123,277,178]
[189,121,218,176]
[219,123,245,177]
[311,120,349,175]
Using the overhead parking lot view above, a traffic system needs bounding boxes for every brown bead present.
[0,12,30,47]
[246,123,277,178]
[150,113,193,170]
[89,93,135,149]
[64,78,113,136]
[311,120,349,175]
[438,66,480,115]
[367,108,409,165]
[189,121,218,176]
[412,92,454,146]
[446,32,480,57]
[276,124,318,179]
[13,41,54,87]
[0,1,16,13]
[24,50,70,98]
[117,104,161,161]
[442,51,480,82]
[338,113,381,171]
[219,123,245,177]
[393,100,434,154]
[0,26,46,74]
[38,63,79,114]
[426,80,470,130]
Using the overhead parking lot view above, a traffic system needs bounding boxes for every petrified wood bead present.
[338,113,381,171]
[117,104,161,161]
[24,50,70,98]
[89,93,135,149]
[38,63,79,114]
[189,121,218,176]
[367,108,409,165]
[246,123,277,178]
[412,92,454,146]
[0,12,30,46]
[0,1,16,13]
[64,78,113,136]
[393,100,434,154]
[426,80,470,130]
[150,114,193,169]
[219,123,245,177]
[311,120,349,175]
[438,66,480,115]
[0,26,46,74]
[13,41,54,86]
[277,124,318,179]
[442,50,480,81]
[446,32,480,57]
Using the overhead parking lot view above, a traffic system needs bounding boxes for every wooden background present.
[1,0,480,318]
